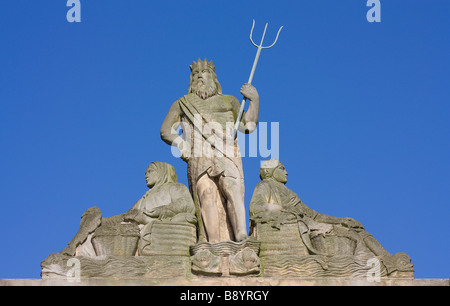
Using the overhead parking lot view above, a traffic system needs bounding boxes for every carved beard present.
[191,77,218,100]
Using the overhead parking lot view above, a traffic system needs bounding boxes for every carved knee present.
[199,185,215,200]
[197,177,217,202]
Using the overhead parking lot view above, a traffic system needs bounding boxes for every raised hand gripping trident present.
[233,20,283,139]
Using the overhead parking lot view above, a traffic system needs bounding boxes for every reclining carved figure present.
[59,161,196,257]
[249,159,414,275]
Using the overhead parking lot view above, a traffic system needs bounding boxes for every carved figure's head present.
[260,159,288,184]
[145,161,177,188]
[188,58,222,100]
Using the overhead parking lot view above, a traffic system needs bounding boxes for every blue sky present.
[0,1,449,279]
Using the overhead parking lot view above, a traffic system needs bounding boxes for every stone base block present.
[1,277,448,286]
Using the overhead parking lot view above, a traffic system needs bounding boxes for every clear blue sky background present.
[0,1,449,279]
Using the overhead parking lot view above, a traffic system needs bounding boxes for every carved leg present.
[197,174,221,243]
[61,207,102,256]
[361,232,391,257]
[139,221,155,256]
[219,176,247,242]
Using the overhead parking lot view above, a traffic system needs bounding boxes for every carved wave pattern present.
[79,256,150,278]
[261,255,388,278]
[190,239,261,256]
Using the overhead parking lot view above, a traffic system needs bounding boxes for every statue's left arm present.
[305,203,364,229]
[232,84,259,133]
[283,188,363,228]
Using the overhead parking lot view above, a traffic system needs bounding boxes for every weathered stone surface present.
[249,159,415,279]
[140,221,197,256]
[160,59,259,243]
[39,61,419,282]
[229,247,261,276]
[2,278,448,286]
[41,253,192,279]
[255,223,308,257]
[190,249,221,276]
[91,223,140,257]
[190,239,261,257]
[41,161,197,279]
[190,239,261,276]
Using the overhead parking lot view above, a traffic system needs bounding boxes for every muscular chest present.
[190,95,236,125]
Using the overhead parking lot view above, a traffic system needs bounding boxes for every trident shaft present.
[233,20,283,139]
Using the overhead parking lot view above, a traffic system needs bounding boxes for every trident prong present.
[233,20,283,139]
[250,20,284,50]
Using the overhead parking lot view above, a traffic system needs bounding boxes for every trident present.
[233,20,283,139]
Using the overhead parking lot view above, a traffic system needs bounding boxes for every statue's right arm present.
[160,101,182,146]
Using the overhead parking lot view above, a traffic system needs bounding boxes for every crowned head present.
[188,58,222,99]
